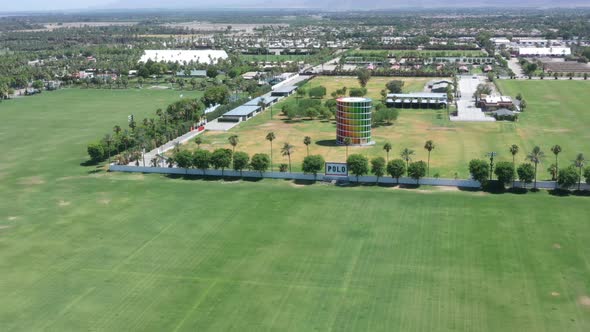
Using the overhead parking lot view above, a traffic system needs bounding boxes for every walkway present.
[130,128,206,166]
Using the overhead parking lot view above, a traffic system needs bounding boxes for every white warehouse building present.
[517,47,571,57]
[139,50,229,64]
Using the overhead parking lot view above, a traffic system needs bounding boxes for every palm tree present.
[228,135,239,155]
[400,148,415,175]
[509,144,519,187]
[258,97,268,117]
[303,136,312,156]
[526,146,544,189]
[383,142,392,162]
[550,145,562,181]
[343,137,352,159]
[574,153,585,190]
[281,142,295,172]
[104,134,113,163]
[266,132,276,172]
[113,125,122,136]
[424,140,435,176]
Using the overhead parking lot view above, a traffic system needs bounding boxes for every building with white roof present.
[138,50,229,64]
[518,47,571,57]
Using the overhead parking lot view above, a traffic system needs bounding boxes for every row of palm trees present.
[383,140,436,176]
[509,144,586,190]
[216,132,438,177]
[196,132,587,189]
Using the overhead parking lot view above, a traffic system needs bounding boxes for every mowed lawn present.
[195,79,590,178]
[1,86,590,331]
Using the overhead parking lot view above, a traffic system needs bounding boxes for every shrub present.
[308,86,327,99]
[585,167,590,184]
[558,166,580,189]
[408,161,427,184]
[173,150,193,168]
[517,163,535,188]
[349,87,367,97]
[386,80,404,93]
[347,154,369,182]
[494,161,515,188]
[193,149,211,171]
[386,159,406,183]
[302,155,325,178]
[232,151,249,174]
[87,142,106,162]
[370,156,386,181]
[468,159,489,185]
[250,153,271,175]
[279,163,289,172]
[210,148,232,172]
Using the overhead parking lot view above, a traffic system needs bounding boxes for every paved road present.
[507,58,524,78]
[451,75,495,122]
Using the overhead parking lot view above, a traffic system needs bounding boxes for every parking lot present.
[451,75,496,122]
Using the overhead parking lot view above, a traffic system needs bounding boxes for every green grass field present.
[195,78,590,178]
[1,86,590,331]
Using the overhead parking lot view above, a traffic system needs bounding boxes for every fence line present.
[109,164,589,190]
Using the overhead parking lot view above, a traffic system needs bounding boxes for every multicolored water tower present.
[336,97,373,146]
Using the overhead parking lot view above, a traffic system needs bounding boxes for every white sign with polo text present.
[325,162,348,177]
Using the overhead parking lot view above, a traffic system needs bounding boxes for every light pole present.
[486,152,497,181]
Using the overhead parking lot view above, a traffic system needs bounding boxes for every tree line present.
[166,135,590,192]
[468,144,589,191]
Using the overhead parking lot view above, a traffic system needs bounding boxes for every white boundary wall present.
[109,164,590,190]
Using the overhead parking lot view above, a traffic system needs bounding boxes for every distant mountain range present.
[2,0,589,13]
[105,0,590,10]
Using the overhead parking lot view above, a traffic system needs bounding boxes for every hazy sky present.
[2,0,588,12]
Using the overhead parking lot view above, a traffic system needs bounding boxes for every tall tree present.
[526,146,545,189]
[302,155,325,180]
[387,159,406,184]
[356,68,371,88]
[494,161,515,189]
[210,148,232,176]
[251,153,271,176]
[281,142,295,172]
[383,142,392,162]
[371,157,386,183]
[408,161,427,185]
[194,136,203,149]
[400,148,415,175]
[469,159,490,186]
[574,153,586,190]
[509,144,519,187]
[174,150,193,172]
[193,149,211,174]
[265,132,276,172]
[228,135,239,155]
[386,80,404,93]
[550,145,562,181]
[424,140,435,176]
[113,125,122,136]
[232,151,249,177]
[303,136,312,156]
[558,166,580,190]
[517,163,535,189]
[347,154,369,182]
[104,134,113,163]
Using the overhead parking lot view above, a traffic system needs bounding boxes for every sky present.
[2,0,589,12]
